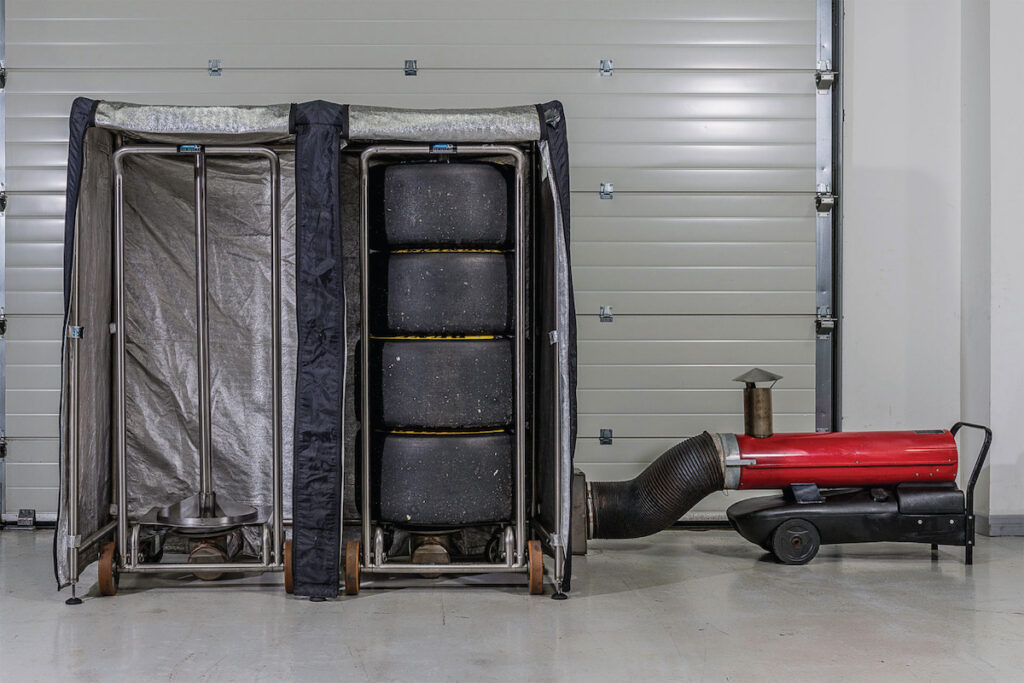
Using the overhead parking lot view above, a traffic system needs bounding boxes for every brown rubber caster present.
[528,540,544,595]
[344,541,360,596]
[283,540,294,594]
[98,541,119,597]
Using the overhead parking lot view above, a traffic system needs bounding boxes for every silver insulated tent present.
[57,100,576,598]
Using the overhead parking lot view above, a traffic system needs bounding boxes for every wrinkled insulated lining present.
[120,151,297,519]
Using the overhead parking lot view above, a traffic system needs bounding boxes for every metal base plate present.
[151,493,259,533]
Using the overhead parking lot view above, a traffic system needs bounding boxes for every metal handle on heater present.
[950,421,992,565]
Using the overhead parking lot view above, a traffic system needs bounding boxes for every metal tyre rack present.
[352,144,556,594]
[64,144,287,602]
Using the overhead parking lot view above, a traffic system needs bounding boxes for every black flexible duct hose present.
[588,432,724,539]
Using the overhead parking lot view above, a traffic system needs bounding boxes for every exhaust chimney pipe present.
[734,368,782,438]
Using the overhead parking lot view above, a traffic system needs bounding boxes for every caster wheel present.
[283,540,294,594]
[485,535,503,564]
[344,541,361,596]
[98,541,119,596]
[141,533,164,564]
[770,518,820,565]
[527,540,544,595]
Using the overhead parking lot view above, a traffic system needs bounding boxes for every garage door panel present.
[576,315,814,341]
[574,217,814,243]
[573,243,814,267]
[573,265,813,293]
[579,387,812,415]
[4,461,59,488]
[4,487,58,516]
[7,69,813,101]
[571,193,813,219]
[6,292,63,316]
[574,290,814,316]
[572,142,814,169]
[7,363,62,391]
[577,414,814,440]
[6,193,65,219]
[12,43,816,72]
[8,266,62,296]
[6,438,60,464]
[8,388,60,416]
[13,17,815,47]
[15,1,815,22]
[6,242,64,269]
[570,168,814,194]
[579,339,814,366]
[578,364,814,390]
[7,217,65,245]
[7,339,61,368]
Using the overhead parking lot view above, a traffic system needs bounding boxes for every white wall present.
[841,0,962,431]
[843,0,1024,530]
[987,0,1024,525]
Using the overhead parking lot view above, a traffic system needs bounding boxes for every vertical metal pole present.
[193,150,215,513]
[67,230,80,586]
[815,0,838,432]
[113,152,129,559]
[267,151,283,565]
[359,151,372,567]
[512,154,525,564]
[513,152,526,566]
[551,274,563,585]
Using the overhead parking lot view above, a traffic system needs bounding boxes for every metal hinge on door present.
[816,307,837,335]
[815,192,835,214]
[815,61,836,92]
[0,310,6,337]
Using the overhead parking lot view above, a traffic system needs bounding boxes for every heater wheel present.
[283,540,294,594]
[770,518,820,565]
[98,541,119,597]
[527,540,544,595]
[344,541,361,596]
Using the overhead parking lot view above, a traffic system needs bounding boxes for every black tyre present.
[770,518,820,565]
[370,162,512,248]
[370,338,513,429]
[375,433,513,526]
[370,252,512,335]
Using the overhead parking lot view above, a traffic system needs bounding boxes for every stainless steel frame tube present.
[194,150,215,513]
[66,223,81,586]
[111,145,283,572]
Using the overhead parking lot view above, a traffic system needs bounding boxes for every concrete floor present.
[1,530,1023,681]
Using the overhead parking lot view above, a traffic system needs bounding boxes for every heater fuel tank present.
[721,430,959,490]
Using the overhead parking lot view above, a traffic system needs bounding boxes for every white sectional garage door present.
[2,0,822,518]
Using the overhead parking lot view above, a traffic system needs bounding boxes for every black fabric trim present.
[535,104,549,141]
[62,97,98,311]
[538,99,576,591]
[287,103,297,135]
[55,96,97,588]
[291,100,347,598]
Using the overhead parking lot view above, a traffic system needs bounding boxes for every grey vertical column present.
[0,0,7,518]
[193,150,215,513]
[815,0,840,432]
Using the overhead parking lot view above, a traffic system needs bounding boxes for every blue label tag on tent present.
[430,143,456,154]
[178,144,202,153]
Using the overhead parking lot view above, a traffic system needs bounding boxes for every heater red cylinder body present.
[734,430,959,489]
